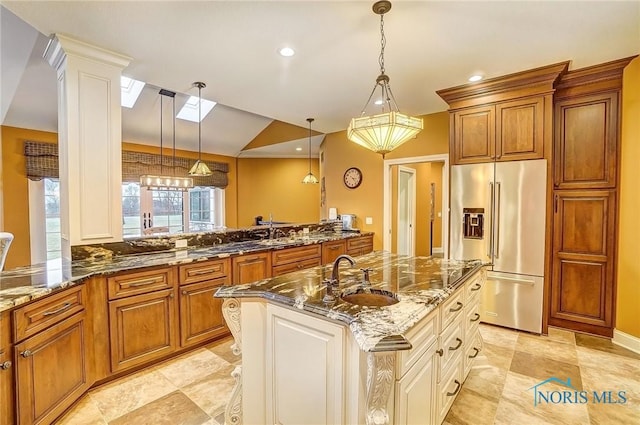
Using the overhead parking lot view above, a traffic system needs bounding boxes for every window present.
[122,184,224,236]
[44,178,61,260]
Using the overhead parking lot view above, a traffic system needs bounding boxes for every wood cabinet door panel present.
[232,253,271,284]
[109,289,177,372]
[179,279,229,347]
[554,93,618,189]
[15,312,89,425]
[453,105,495,164]
[496,97,544,161]
[0,312,14,425]
[394,348,437,425]
[551,191,615,331]
[322,240,347,264]
[271,245,321,267]
[272,258,322,277]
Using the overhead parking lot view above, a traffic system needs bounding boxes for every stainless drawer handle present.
[21,350,32,358]
[470,283,482,291]
[470,313,481,322]
[468,347,480,359]
[42,302,71,317]
[449,338,463,351]
[0,361,11,370]
[128,277,162,287]
[436,348,444,357]
[446,379,462,397]
[449,301,463,312]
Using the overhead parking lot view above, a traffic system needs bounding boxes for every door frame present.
[397,165,417,256]
[383,154,450,257]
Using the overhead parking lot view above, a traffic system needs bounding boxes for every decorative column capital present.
[44,33,132,71]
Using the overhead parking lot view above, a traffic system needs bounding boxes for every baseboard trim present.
[432,247,443,254]
[612,329,640,355]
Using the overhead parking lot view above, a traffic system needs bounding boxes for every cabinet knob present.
[436,348,444,357]
[0,361,11,370]
[20,350,32,358]
[169,293,175,299]
[181,290,188,295]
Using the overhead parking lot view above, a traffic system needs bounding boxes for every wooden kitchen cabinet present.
[451,105,495,164]
[322,240,347,264]
[1,311,14,425]
[271,244,321,277]
[232,252,271,284]
[178,258,232,347]
[550,190,616,333]
[109,288,178,373]
[346,235,374,257]
[554,92,619,189]
[496,96,545,161]
[15,312,90,425]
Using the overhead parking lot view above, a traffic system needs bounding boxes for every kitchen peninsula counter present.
[214,252,486,425]
[0,231,372,313]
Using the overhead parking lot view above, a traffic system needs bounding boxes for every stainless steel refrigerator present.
[450,159,546,333]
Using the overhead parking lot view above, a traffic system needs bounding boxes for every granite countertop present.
[214,251,485,353]
[0,231,372,313]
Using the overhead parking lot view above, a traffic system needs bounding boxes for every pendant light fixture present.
[347,1,423,158]
[140,89,194,191]
[188,82,213,176]
[302,118,319,184]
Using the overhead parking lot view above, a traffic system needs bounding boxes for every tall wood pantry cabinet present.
[549,57,636,337]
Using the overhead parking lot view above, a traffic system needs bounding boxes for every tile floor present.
[55,325,640,424]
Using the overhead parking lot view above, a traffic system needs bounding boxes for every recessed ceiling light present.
[468,75,483,82]
[296,147,303,151]
[279,47,295,57]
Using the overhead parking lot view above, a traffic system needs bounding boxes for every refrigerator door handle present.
[495,182,501,259]
[488,181,494,259]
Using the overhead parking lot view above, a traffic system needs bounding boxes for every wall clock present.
[343,167,363,189]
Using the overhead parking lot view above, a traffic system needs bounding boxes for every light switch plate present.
[365,217,373,225]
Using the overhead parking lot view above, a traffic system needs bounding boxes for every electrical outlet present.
[365,217,373,225]
[175,239,188,249]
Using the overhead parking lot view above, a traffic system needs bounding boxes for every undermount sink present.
[340,288,399,307]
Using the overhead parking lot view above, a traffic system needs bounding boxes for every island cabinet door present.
[265,304,345,425]
[394,347,437,425]
[15,312,90,425]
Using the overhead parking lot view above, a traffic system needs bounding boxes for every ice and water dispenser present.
[462,208,484,239]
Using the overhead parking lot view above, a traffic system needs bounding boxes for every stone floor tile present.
[206,336,241,365]
[479,342,515,370]
[509,350,583,390]
[156,348,231,389]
[547,326,576,346]
[108,390,210,425]
[444,387,498,425]
[576,333,640,360]
[479,324,520,350]
[181,363,236,417]
[463,363,509,402]
[55,394,107,425]
[515,332,579,365]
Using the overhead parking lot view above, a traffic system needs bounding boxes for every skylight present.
[120,76,145,108]
[177,96,217,123]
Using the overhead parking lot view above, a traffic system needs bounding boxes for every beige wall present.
[432,162,444,249]
[322,111,450,250]
[616,57,640,338]
[236,157,320,228]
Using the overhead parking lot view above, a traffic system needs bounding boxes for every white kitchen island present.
[216,252,486,425]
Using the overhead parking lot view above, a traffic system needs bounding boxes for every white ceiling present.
[2,1,639,158]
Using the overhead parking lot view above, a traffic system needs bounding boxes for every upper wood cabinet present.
[554,92,619,189]
[438,61,568,165]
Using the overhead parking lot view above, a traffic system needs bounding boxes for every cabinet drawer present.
[178,258,230,285]
[440,289,464,332]
[272,258,322,277]
[346,235,373,251]
[437,360,464,424]
[396,309,438,378]
[271,245,321,267]
[465,271,484,305]
[438,315,464,382]
[13,285,85,342]
[108,267,175,300]
[322,240,346,264]
[464,333,483,379]
[465,302,481,340]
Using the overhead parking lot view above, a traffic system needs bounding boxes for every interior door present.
[397,167,416,256]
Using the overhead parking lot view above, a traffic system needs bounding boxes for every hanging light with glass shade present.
[188,82,213,176]
[347,1,423,158]
[140,89,194,191]
[302,118,319,184]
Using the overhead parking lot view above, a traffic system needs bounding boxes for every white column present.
[43,34,131,260]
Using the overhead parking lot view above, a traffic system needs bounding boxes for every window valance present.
[24,141,229,189]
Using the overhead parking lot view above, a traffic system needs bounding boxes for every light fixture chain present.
[379,13,386,75]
